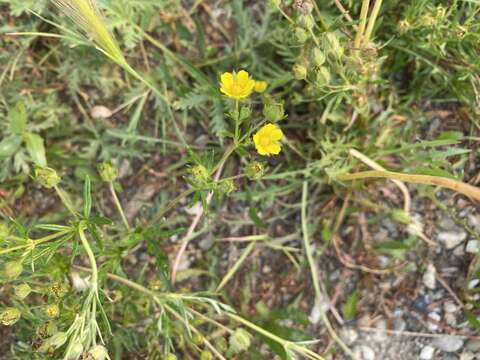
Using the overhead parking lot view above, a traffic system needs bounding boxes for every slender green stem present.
[363,0,383,44]
[234,100,240,144]
[353,0,370,50]
[78,222,98,291]
[54,186,79,217]
[109,182,130,231]
[216,241,255,292]
[302,182,356,359]
[0,229,72,256]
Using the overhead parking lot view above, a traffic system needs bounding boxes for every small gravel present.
[420,345,435,360]
[432,336,464,353]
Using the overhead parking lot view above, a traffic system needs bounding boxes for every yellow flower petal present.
[265,143,281,155]
[221,72,234,87]
[219,70,255,100]
[237,70,249,85]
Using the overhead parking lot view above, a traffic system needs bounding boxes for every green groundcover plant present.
[1,0,480,359]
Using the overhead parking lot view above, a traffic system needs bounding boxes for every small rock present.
[423,263,437,290]
[372,319,387,342]
[468,279,479,289]
[420,345,435,360]
[467,213,480,232]
[444,302,458,313]
[91,105,113,119]
[466,240,479,254]
[339,327,358,346]
[437,231,467,249]
[414,295,432,313]
[427,312,441,331]
[460,352,475,360]
[444,313,457,326]
[453,245,465,257]
[432,336,464,352]
[465,339,480,353]
[354,345,375,360]
[443,355,459,360]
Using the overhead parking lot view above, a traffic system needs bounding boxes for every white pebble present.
[437,231,467,249]
[466,240,479,254]
[432,336,464,352]
[427,312,441,331]
[423,263,436,290]
[420,345,435,360]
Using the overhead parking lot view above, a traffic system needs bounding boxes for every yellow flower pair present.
[219,70,283,156]
[220,70,267,100]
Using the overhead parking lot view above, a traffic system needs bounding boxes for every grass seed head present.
[51,0,125,64]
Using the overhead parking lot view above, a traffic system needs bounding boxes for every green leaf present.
[83,175,92,218]
[0,136,22,159]
[374,240,412,251]
[249,207,267,228]
[342,290,359,321]
[24,132,47,167]
[9,101,27,135]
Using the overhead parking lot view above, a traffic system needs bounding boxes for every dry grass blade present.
[51,0,125,64]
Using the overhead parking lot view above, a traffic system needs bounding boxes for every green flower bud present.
[68,342,84,360]
[315,66,331,87]
[98,161,118,182]
[228,328,251,354]
[263,102,285,123]
[298,14,314,30]
[200,350,213,360]
[0,223,9,239]
[14,283,31,299]
[0,307,21,326]
[35,167,61,188]
[218,179,236,195]
[312,48,326,66]
[245,162,265,180]
[190,165,210,187]
[3,261,23,281]
[214,337,228,353]
[325,32,344,58]
[37,321,58,338]
[293,64,307,80]
[192,333,203,346]
[88,345,109,360]
[294,27,309,43]
[44,304,60,318]
[49,282,69,298]
[164,354,178,360]
[38,332,68,353]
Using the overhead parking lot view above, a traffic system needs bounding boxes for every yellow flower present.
[220,70,255,100]
[254,81,268,93]
[253,123,284,156]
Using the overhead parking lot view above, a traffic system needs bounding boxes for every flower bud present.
[215,337,228,352]
[218,179,236,195]
[267,0,281,8]
[36,321,58,338]
[298,14,314,30]
[263,102,285,123]
[68,342,84,360]
[200,350,213,360]
[164,354,178,360]
[3,261,23,281]
[38,332,68,353]
[293,64,307,80]
[49,282,69,298]
[0,223,9,239]
[228,328,251,354]
[44,304,60,318]
[98,161,118,182]
[190,165,210,187]
[245,161,265,180]
[35,167,61,188]
[325,32,344,58]
[192,333,203,346]
[254,81,268,93]
[294,27,309,43]
[14,283,32,299]
[0,307,21,326]
[88,345,109,360]
[315,66,331,87]
[390,209,412,225]
[312,48,326,66]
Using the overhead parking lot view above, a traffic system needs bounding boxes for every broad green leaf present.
[0,136,22,159]
[9,101,27,135]
[24,132,47,167]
